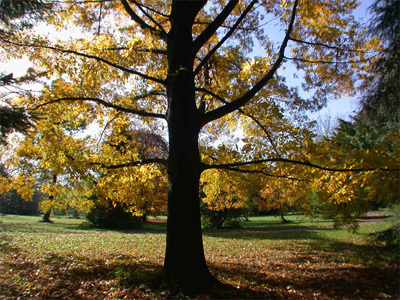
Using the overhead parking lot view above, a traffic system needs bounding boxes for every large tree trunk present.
[160,1,217,292]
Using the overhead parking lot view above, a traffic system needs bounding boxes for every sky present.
[0,0,375,128]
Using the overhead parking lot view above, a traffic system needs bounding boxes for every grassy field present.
[0,213,398,299]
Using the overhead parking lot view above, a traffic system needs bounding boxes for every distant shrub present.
[201,203,243,229]
[86,201,141,229]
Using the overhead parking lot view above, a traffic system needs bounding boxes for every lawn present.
[0,213,398,299]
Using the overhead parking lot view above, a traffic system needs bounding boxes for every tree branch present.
[131,90,166,101]
[120,0,166,39]
[105,46,167,55]
[195,87,281,157]
[238,110,282,158]
[33,97,166,119]
[205,166,306,181]
[195,87,227,103]
[194,0,257,76]
[284,55,372,64]
[96,111,121,147]
[102,158,168,169]
[1,38,166,85]
[201,0,299,126]
[193,0,238,54]
[129,0,167,37]
[289,37,369,53]
[138,2,170,18]
[204,157,400,173]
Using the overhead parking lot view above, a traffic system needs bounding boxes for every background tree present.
[0,0,50,143]
[0,0,388,292]
[201,159,256,229]
[255,170,309,223]
[310,0,400,227]
[96,124,168,218]
[5,111,93,221]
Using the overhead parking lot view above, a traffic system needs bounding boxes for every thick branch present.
[201,0,299,126]
[1,38,166,85]
[34,97,166,119]
[193,0,238,53]
[194,0,257,76]
[204,157,400,173]
[120,0,166,39]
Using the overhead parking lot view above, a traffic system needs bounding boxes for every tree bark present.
[40,174,57,223]
[160,0,217,292]
[40,208,53,223]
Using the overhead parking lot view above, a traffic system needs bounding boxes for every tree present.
[312,0,400,227]
[0,0,50,143]
[0,0,386,292]
[6,113,93,221]
[96,126,168,218]
[201,164,255,228]
[255,171,309,223]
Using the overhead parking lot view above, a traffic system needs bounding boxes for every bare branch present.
[193,0,238,53]
[1,38,166,85]
[194,0,257,76]
[120,0,166,39]
[201,0,299,126]
[33,97,166,119]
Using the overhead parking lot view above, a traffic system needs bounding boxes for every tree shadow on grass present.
[204,227,332,241]
[0,236,267,299]
[208,240,399,300]
[209,261,399,299]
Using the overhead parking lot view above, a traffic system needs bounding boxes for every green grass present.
[0,213,398,299]
[0,214,167,233]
